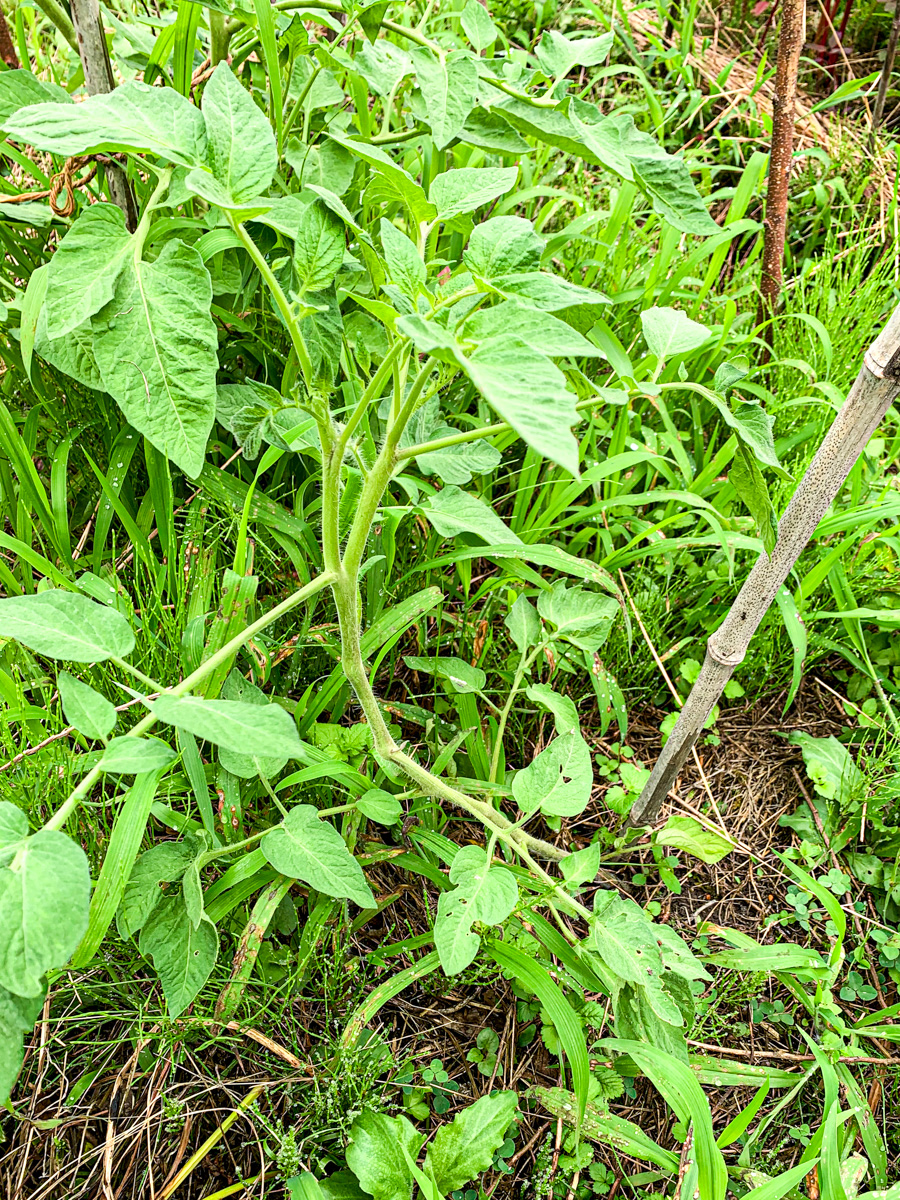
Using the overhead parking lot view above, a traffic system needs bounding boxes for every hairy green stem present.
[43,572,335,833]
[110,657,164,693]
[226,214,315,394]
[198,827,267,867]
[337,339,409,456]
[397,389,611,463]
[488,639,549,783]
[227,213,343,566]
[132,168,172,257]
[208,8,229,65]
[316,351,568,862]
[32,0,78,53]
[282,64,323,142]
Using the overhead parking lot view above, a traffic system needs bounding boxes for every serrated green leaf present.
[460,0,498,50]
[537,30,613,77]
[525,683,579,733]
[714,355,750,395]
[58,671,117,740]
[413,404,501,484]
[216,670,292,779]
[287,137,356,196]
[182,861,203,928]
[538,580,617,652]
[560,841,601,887]
[357,789,402,825]
[657,816,734,864]
[464,337,580,474]
[200,62,277,204]
[410,47,478,149]
[300,284,344,388]
[568,106,717,235]
[461,107,531,154]
[425,1092,518,1191]
[329,134,435,225]
[92,239,218,479]
[0,830,90,997]
[0,69,70,131]
[45,205,133,340]
[6,81,208,166]
[492,94,588,159]
[423,485,521,545]
[151,693,302,759]
[641,306,712,361]
[504,595,540,654]
[216,382,316,460]
[261,805,375,907]
[464,302,603,357]
[139,895,218,1016]
[354,39,413,96]
[346,1110,424,1200]
[379,218,425,298]
[435,845,518,974]
[429,166,518,221]
[0,590,134,662]
[730,442,779,556]
[788,732,864,808]
[512,728,592,817]
[491,272,608,311]
[710,396,788,477]
[100,736,177,774]
[295,200,345,293]
[119,839,196,938]
[35,307,103,391]
[590,891,667,986]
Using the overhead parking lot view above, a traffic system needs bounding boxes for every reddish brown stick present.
[756,0,806,353]
[0,5,19,67]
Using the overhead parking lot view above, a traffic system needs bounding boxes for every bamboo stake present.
[68,0,138,230]
[756,0,806,355]
[629,302,900,828]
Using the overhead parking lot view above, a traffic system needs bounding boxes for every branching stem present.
[42,572,335,833]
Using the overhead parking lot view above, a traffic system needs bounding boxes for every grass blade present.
[598,1039,727,1200]
[251,0,283,153]
[774,584,806,713]
[488,938,590,1125]
[72,771,163,967]
[531,1085,678,1173]
[743,1160,821,1200]
[172,0,202,97]
[178,729,219,844]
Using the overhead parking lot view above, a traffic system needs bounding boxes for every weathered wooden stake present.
[629,302,900,828]
[69,0,138,230]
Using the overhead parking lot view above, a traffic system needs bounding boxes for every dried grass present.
[624,2,897,207]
